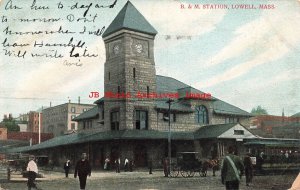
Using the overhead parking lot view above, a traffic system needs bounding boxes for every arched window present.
[195,105,208,124]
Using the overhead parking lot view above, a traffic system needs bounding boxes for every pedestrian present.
[104,157,110,170]
[221,146,244,190]
[129,159,133,172]
[26,155,40,190]
[163,157,169,177]
[148,158,153,174]
[124,158,129,172]
[48,159,54,170]
[115,157,120,173]
[74,153,91,190]
[285,151,289,163]
[257,151,264,174]
[64,160,71,178]
[243,153,253,186]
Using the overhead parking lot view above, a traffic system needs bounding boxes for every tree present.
[251,106,268,115]
[1,117,20,132]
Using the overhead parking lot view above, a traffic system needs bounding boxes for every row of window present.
[83,120,92,129]
[225,117,239,124]
[107,105,241,130]
[110,111,178,130]
[111,110,148,130]
[43,108,68,117]
[71,107,89,113]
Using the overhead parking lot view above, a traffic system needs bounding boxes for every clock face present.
[113,45,120,54]
[135,44,143,53]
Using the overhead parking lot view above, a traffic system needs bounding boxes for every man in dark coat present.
[163,157,169,177]
[148,158,153,174]
[74,153,91,190]
[243,153,253,186]
[64,160,71,178]
[221,146,244,190]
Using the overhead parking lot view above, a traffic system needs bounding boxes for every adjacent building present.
[249,115,300,138]
[28,111,41,133]
[42,102,94,136]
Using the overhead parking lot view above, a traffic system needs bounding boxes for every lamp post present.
[166,98,174,176]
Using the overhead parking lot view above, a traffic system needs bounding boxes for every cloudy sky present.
[0,0,299,118]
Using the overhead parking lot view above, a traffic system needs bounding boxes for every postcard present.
[0,0,299,189]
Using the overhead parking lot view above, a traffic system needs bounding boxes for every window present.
[71,123,75,130]
[225,117,235,124]
[147,86,150,97]
[136,110,148,130]
[84,120,92,129]
[133,68,136,79]
[71,115,76,119]
[234,130,244,135]
[71,107,75,113]
[225,118,229,124]
[163,113,176,122]
[111,111,119,130]
[101,109,104,120]
[195,105,208,124]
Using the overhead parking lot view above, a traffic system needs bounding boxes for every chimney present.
[50,102,52,107]
[78,96,81,104]
[282,108,285,123]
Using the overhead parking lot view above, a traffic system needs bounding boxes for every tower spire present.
[102,1,157,38]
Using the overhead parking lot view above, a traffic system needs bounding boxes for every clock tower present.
[102,1,158,131]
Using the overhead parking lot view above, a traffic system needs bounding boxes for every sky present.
[0,0,300,119]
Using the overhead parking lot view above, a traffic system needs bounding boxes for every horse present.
[200,159,220,177]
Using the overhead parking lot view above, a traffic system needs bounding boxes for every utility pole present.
[166,98,174,176]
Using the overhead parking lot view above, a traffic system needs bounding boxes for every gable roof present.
[73,106,98,121]
[194,123,256,139]
[102,1,157,37]
[212,100,252,116]
[194,123,237,139]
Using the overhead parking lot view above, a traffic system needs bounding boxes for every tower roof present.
[102,1,157,38]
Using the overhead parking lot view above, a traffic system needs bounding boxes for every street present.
[0,169,297,190]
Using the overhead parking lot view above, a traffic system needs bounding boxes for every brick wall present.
[7,132,53,145]
[0,128,7,140]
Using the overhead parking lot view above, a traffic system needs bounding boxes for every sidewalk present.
[9,169,167,182]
